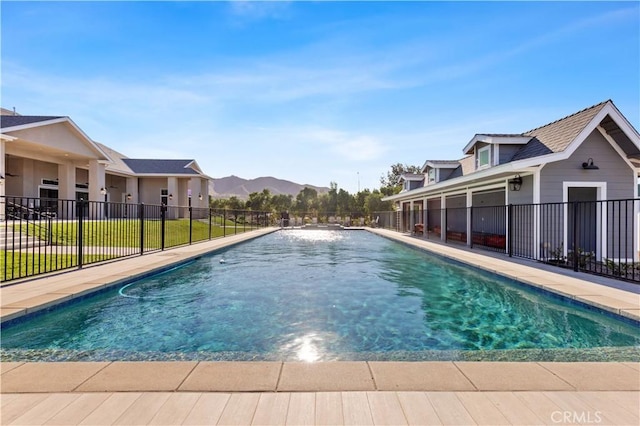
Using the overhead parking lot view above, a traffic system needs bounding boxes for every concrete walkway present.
[1,227,639,425]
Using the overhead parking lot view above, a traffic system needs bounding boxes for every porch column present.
[532,169,541,259]
[466,190,472,246]
[58,163,76,219]
[89,160,107,218]
[199,178,209,208]
[409,200,415,233]
[126,177,138,203]
[58,163,76,201]
[440,194,446,241]
[167,177,178,219]
[21,159,36,198]
[422,197,428,236]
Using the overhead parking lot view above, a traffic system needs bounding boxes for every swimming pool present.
[1,229,639,362]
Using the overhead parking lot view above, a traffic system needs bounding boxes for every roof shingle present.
[0,115,64,129]
[122,159,198,175]
[511,101,609,161]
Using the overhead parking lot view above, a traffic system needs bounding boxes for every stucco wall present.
[139,178,166,205]
[10,124,101,159]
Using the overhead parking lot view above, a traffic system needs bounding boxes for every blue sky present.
[2,1,639,194]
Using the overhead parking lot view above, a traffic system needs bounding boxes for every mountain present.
[210,175,330,200]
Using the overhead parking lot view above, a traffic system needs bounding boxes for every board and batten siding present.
[539,129,635,203]
[539,129,636,261]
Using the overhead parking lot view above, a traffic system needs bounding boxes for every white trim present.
[533,167,541,259]
[596,125,637,171]
[562,181,607,260]
[466,189,472,245]
[477,145,491,169]
[494,145,500,167]
[470,183,507,194]
[463,134,531,155]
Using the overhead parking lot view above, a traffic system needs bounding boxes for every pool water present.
[1,230,639,362]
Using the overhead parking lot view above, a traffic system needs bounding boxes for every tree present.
[380,163,421,195]
[271,194,293,213]
[246,189,271,211]
[294,187,318,214]
[365,190,393,214]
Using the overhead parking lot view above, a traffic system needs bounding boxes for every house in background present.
[0,108,211,219]
[384,100,640,263]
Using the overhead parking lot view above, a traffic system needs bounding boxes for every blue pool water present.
[1,230,639,362]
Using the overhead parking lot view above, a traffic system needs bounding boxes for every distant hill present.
[210,176,330,200]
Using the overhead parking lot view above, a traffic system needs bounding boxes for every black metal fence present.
[374,198,640,283]
[1,196,273,282]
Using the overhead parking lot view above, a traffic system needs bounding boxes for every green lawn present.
[0,251,109,281]
[16,219,255,248]
[2,219,260,281]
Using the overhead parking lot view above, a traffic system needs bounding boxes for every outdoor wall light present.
[168,193,173,200]
[198,193,203,201]
[100,187,107,195]
[582,158,599,170]
[126,193,132,200]
[508,174,523,192]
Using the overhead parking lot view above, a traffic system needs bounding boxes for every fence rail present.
[374,198,640,283]
[1,196,272,282]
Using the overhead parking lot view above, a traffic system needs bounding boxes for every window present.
[477,146,491,169]
[161,189,169,205]
[428,168,436,183]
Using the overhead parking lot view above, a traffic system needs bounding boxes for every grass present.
[0,251,108,281]
[2,218,260,281]
[16,218,254,248]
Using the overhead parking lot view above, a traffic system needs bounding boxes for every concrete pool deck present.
[1,227,639,425]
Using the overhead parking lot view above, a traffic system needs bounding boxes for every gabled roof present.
[1,115,65,129]
[421,159,460,172]
[122,159,200,175]
[383,100,640,203]
[463,134,532,154]
[400,173,424,181]
[511,100,609,161]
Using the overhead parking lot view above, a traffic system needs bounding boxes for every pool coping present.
[1,226,639,394]
[1,360,639,393]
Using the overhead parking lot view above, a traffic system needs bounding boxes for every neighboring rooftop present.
[0,115,65,129]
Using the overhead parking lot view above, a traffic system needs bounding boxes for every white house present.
[0,108,211,219]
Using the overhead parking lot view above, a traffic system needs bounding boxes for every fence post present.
[139,203,145,256]
[508,204,513,257]
[208,208,212,240]
[78,199,84,269]
[161,204,166,251]
[223,210,227,237]
[573,201,579,272]
[189,204,193,245]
